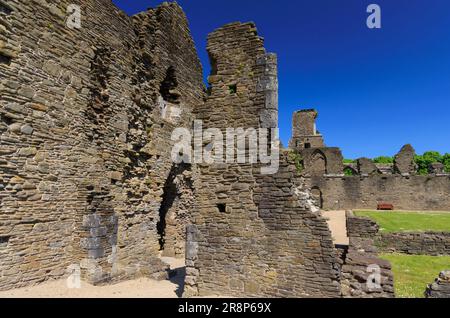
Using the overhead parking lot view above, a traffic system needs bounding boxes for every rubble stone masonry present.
[0,0,203,290]
[184,22,341,298]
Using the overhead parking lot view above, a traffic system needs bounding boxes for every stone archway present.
[310,150,327,175]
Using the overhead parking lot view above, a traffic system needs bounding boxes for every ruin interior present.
[0,0,449,298]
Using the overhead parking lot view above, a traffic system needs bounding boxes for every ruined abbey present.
[291,109,450,212]
[0,1,448,298]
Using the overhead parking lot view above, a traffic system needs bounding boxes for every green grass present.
[380,253,450,298]
[354,211,450,233]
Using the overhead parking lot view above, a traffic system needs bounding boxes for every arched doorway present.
[310,150,327,175]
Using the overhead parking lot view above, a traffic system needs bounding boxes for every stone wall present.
[301,147,343,177]
[184,22,341,298]
[425,271,450,298]
[0,0,204,290]
[377,232,450,256]
[289,109,324,150]
[340,211,395,298]
[309,175,450,211]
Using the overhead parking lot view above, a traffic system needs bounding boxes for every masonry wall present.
[341,211,395,298]
[0,0,203,290]
[309,175,450,211]
[377,232,450,256]
[185,22,341,298]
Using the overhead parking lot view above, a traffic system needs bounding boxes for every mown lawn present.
[380,253,450,298]
[354,211,450,233]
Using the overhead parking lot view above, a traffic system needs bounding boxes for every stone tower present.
[289,109,325,151]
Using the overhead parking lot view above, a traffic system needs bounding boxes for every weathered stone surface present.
[0,0,203,291]
[340,212,395,298]
[185,22,341,298]
[426,271,450,298]
[307,175,450,211]
[357,158,379,176]
[394,144,417,175]
[377,232,450,256]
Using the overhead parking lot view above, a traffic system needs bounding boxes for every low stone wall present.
[426,271,450,298]
[309,175,450,211]
[340,211,395,298]
[377,232,450,256]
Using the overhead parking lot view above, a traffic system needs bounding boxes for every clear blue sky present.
[112,0,450,159]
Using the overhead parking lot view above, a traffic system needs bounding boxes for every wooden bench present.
[377,203,394,211]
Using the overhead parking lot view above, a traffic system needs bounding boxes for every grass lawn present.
[380,253,450,298]
[354,210,450,233]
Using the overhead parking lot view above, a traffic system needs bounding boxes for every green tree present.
[442,153,450,173]
[415,151,443,175]
[373,156,394,164]
[343,159,356,164]
[344,167,357,176]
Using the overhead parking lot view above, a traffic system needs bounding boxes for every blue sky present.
[112,0,450,159]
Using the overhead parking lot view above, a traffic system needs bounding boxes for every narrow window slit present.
[0,54,12,66]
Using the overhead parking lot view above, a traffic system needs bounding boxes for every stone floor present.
[322,210,349,246]
[0,257,185,298]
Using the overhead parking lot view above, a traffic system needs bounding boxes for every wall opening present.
[228,84,237,95]
[157,172,177,251]
[217,203,226,213]
[0,53,12,65]
[159,66,180,104]
[157,164,192,256]
[344,166,357,176]
[311,187,323,209]
[1,114,14,125]
[0,236,11,247]
[305,143,311,149]
[310,150,327,175]
[0,1,13,14]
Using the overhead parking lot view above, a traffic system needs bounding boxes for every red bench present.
[377,203,394,211]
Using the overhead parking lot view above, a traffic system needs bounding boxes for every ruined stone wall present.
[341,211,394,298]
[426,271,450,298]
[0,0,203,290]
[308,175,450,211]
[289,110,324,150]
[377,232,450,256]
[185,22,340,298]
[301,147,343,177]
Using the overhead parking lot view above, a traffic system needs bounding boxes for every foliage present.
[343,159,355,164]
[287,151,304,174]
[354,211,450,233]
[373,156,394,164]
[415,151,442,175]
[371,151,449,174]
[380,253,450,298]
[443,153,450,173]
[344,167,356,176]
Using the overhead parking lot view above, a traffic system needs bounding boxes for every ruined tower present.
[184,22,341,298]
[289,109,325,150]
